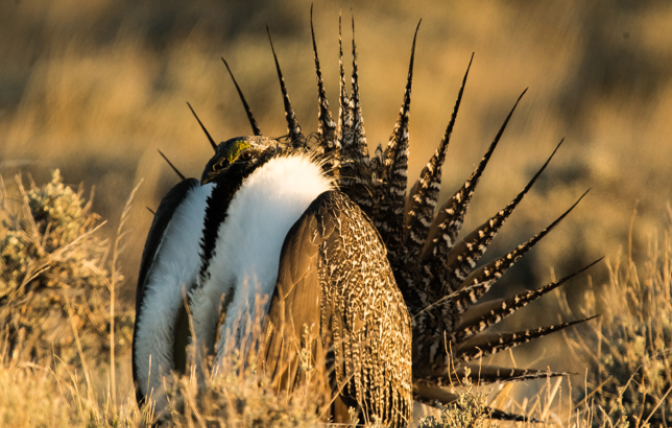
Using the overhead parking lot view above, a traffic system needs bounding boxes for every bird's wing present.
[262,190,413,426]
[135,178,199,313]
[133,178,210,406]
[261,190,328,394]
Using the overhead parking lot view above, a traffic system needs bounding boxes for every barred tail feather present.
[378,21,421,260]
[452,365,573,385]
[456,189,590,298]
[454,258,603,342]
[346,16,374,213]
[350,17,369,165]
[266,26,306,147]
[442,139,564,284]
[337,13,353,154]
[221,58,263,137]
[310,7,339,177]
[449,279,497,315]
[455,316,599,362]
[420,365,573,386]
[454,297,506,330]
[336,16,376,217]
[423,89,528,266]
[406,54,473,259]
[370,142,385,223]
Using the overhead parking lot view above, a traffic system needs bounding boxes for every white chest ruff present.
[190,154,333,365]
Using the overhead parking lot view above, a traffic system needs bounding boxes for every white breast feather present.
[134,182,214,407]
[189,153,333,368]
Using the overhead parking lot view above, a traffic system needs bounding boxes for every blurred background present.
[0,0,670,392]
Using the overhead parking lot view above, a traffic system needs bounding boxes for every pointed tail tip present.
[583,256,604,272]
[587,313,601,321]
[220,57,231,72]
[559,257,604,283]
[266,25,282,65]
[562,188,591,216]
[408,19,421,56]
[265,24,274,48]
[543,137,565,161]
[465,52,475,70]
[577,187,591,203]
[186,102,218,151]
[157,149,186,181]
[513,87,528,105]
[310,4,317,37]
[310,5,317,49]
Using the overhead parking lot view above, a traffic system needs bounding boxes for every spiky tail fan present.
[304,15,600,418]
[225,12,600,421]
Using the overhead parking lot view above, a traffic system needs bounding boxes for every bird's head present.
[201,136,289,184]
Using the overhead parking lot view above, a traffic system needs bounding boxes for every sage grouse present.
[133,12,599,427]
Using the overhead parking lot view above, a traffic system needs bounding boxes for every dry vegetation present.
[0,0,671,426]
[2,172,672,427]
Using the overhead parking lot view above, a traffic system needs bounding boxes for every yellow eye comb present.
[225,140,250,164]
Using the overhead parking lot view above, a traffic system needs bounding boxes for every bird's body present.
[134,138,414,425]
[132,12,598,427]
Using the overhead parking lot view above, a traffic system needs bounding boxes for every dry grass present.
[0,169,670,427]
[0,171,137,427]
[570,207,672,427]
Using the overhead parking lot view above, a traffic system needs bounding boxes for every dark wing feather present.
[262,194,326,394]
[133,178,199,405]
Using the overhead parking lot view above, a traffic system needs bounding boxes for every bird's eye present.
[239,151,253,161]
[213,159,227,171]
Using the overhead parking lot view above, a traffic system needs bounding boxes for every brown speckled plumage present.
[264,191,412,426]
